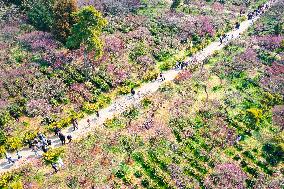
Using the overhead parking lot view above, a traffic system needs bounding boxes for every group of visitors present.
[175,61,189,70]
[247,2,271,20]
[29,132,52,157]
[54,126,72,145]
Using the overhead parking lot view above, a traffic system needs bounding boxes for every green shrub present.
[0,111,11,127]
[153,49,172,62]
[159,60,174,71]
[10,47,26,63]
[134,171,142,178]
[141,98,152,108]
[0,145,6,157]
[27,0,54,31]
[0,131,6,145]
[8,104,23,119]
[142,69,159,82]
[262,143,283,166]
[104,117,125,129]
[43,147,64,164]
[171,0,182,9]
[118,85,131,95]
[141,179,150,187]
[52,0,78,43]
[123,107,139,119]
[129,43,148,61]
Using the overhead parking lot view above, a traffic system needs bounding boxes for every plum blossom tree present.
[204,163,247,189]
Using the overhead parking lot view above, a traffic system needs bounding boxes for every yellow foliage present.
[247,108,263,122]
[6,137,22,151]
[0,145,6,157]
[142,69,159,82]
[43,147,65,165]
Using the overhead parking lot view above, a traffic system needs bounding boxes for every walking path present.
[0,0,276,174]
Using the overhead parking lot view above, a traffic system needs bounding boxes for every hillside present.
[0,0,283,188]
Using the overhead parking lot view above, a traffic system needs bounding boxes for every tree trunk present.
[84,47,89,81]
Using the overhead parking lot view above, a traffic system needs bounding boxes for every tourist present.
[58,132,66,145]
[51,163,59,173]
[72,118,78,131]
[87,119,91,127]
[159,73,165,81]
[67,135,72,143]
[32,145,40,157]
[96,110,99,118]
[219,36,223,44]
[54,126,61,136]
[57,157,64,168]
[5,153,15,164]
[235,22,240,29]
[131,88,135,95]
[42,145,48,153]
[47,139,52,146]
[16,150,22,159]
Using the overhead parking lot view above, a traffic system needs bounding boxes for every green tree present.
[66,6,108,79]
[171,0,182,9]
[27,0,54,31]
[52,0,78,43]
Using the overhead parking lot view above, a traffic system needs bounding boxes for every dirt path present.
[0,0,276,174]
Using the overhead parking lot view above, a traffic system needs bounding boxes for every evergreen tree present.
[52,0,78,43]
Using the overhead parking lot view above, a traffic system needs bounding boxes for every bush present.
[159,60,175,71]
[0,145,6,157]
[142,69,159,82]
[141,98,152,108]
[8,104,23,119]
[6,137,22,151]
[262,143,283,166]
[52,0,78,43]
[118,85,131,95]
[123,107,139,119]
[129,43,148,61]
[141,179,150,187]
[0,111,11,127]
[134,171,142,178]
[153,49,172,62]
[43,147,64,164]
[0,131,7,145]
[104,117,125,129]
[171,0,182,9]
[27,0,54,31]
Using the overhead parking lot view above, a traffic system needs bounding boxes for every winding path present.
[0,0,276,174]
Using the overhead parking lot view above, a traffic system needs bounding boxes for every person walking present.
[16,150,22,159]
[54,126,61,136]
[72,118,78,131]
[42,145,49,153]
[219,36,223,45]
[47,139,52,146]
[51,163,59,173]
[131,88,135,96]
[235,22,240,29]
[87,119,91,127]
[32,145,40,157]
[58,132,66,145]
[5,153,15,164]
[67,135,72,143]
[160,73,165,81]
[57,157,64,168]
